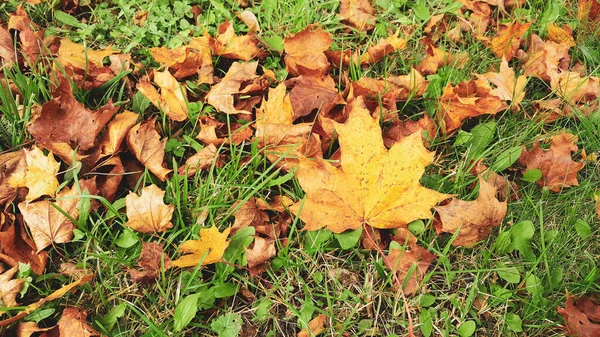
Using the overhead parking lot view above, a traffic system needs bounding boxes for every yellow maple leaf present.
[9,146,59,202]
[290,97,450,233]
[124,184,174,233]
[172,226,231,268]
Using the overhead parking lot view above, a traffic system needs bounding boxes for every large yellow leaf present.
[172,226,231,268]
[9,146,59,202]
[124,184,174,233]
[290,97,449,233]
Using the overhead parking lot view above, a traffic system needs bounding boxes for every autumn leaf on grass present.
[28,76,118,151]
[284,25,333,77]
[558,294,600,337]
[415,37,468,75]
[212,20,266,61]
[522,34,572,81]
[18,185,83,252]
[519,133,585,192]
[285,75,345,119]
[255,83,322,168]
[137,70,189,122]
[478,58,528,109]
[434,177,507,247]
[151,44,213,82]
[550,72,600,107]
[0,150,26,207]
[339,0,376,31]
[0,266,25,310]
[290,97,449,233]
[125,184,174,233]
[196,116,254,146]
[547,23,576,47]
[172,226,231,268]
[9,146,59,202]
[387,228,436,295]
[205,61,259,114]
[382,114,437,148]
[127,119,172,181]
[99,111,139,157]
[0,221,49,274]
[128,241,172,283]
[0,25,16,67]
[360,29,407,64]
[437,78,508,133]
[19,307,101,337]
[177,144,219,177]
[298,314,328,337]
[484,21,531,60]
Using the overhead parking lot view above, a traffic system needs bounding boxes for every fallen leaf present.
[298,314,328,337]
[28,76,119,151]
[196,116,254,146]
[487,21,531,60]
[16,321,53,337]
[383,114,437,149]
[0,266,25,309]
[99,111,139,157]
[177,144,219,177]
[128,241,172,283]
[151,43,213,82]
[339,0,376,31]
[522,34,571,81]
[137,70,188,121]
[0,150,26,207]
[54,307,101,337]
[416,37,467,75]
[478,57,528,109]
[360,29,407,64]
[285,75,345,119]
[0,25,16,67]
[550,72,600,106]
[284,25,333,77]
[0,222,49,274]
[9,146,60,202]
[434,177,508,247]
[547,23,576,47]
[212,20,266,61]
[387,228,436,295]
[57,39,119,70]
[471,161,519,201]
[127,119,172,181]
[290,97,449,233]
[238,10,260,33]
[59,262,90,279]
[231,198,270,234]
[19,185,83,252]
[519,132,585,192]
[558,294,600,337]
[437,78,508,133]
[246,236,276,274]
[172,226,231,268]
[124,184,174,233]
[205,61,259,114]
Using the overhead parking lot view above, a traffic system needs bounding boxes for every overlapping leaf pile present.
[0,0,599,335]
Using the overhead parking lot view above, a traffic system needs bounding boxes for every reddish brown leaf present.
[54,307,101,337]
[0,266,25,309]
[558,295,600,337]
[177,144,219,177]
[246,236,276,275]
[0,150,26,207]
[434,177,507,247]
[519,133,585,192]
[0,222,48,274]
[127,119,172,182]
[284,25,333,77]
[285,75,345,119]
[128,241,172,283]
[0,25,16,67]
[339,0,376,31]
[387,229,436,295]
[196,116,253,146]
[487,21,531,60]
[151,44,213,82]
[383,114,437,148]
[522,34,572,81]
[471,161,519,202]
[99,111,139,157]
[206,61,259,114]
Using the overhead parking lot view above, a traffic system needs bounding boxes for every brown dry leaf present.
[0,274,93,327]
[487,21,531,60]
[57,39,119,70]
[255,83,323,168]
[290,97,449,233]
[361,29,407,64]
[137,70,188,121]
[212,20,265,61]
[127,119,172,181]
[231,198,270,234]
[206,61,258,114]
[437,78,508,133]
[0,25,16,67]
[383,114,437,149]
[0,266,25,309]
[18,185,83,252]
[550,72,600,106]
[415,37,466,75]
[297,314,328,337]
[578,0,600,23]
[128,241,172,283]
[558,294,600,337]
[519,132,585,192]
[351,68,428,105]
[522,34,572,81]
[478,58,528,109]
[0,150,26,207]
[124,184,174,233]
[0,222,49,274]
[434,177,507,247]
[59,263,90,279]
[196,116,254,146]
[387,229,436,295]
[53,307,101,337]
[339,0,376,31]
[29,76,118,151]
[238,10,260,33]
[151,43,213,82]
[246,236,277,274]
[471,161,519,201]
[172,226,231,268]
[547,23,576,47]
[16,321,52,337]
[99,111,139,157]
[177,144,219,177]
[8,7,51,67]
[284,25,333,77]
[9,146,60,202]
[285,75,345,119]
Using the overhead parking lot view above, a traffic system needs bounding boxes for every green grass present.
[1,0,600,336]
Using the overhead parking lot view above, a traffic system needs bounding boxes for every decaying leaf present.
[0,222,49,274]
[434,177,507,247]
[0,265,25,309]
[339,0,376,31]
[284,25,333,77]
[383,114,437,149]
[487,21,531,60]
[128,241,172,283]
[246,236,277,274]
[172,226,231,268]
[558,294,600,337]
[285,75,345,119]
[137,70,189,121]
[212,20,266,61]
[478,58,528,109]
[297,314,328,337]
[18,185,83,252]
[151,44,213,82]
[522,34,571,81]
[124,184,174,233]
[0,150,26,207]
[9,146,60,202]
[53,307,101,337]
[196,116,253,146]
[127,119,172,181]
[205,61,259,114]
[387,229,436,295]
[290,97,449,233]
[177,144,219,177]
[99,111,139,157]
[519,133,585,192]
[547,23,576,47]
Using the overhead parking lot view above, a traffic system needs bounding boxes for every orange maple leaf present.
[172,226,231,267]
[124,184,174,233]
[290,97,449,233]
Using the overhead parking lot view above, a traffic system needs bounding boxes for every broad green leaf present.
[467,121,496,160]
[408,220,425,236]
[334,227,363,249]
[173,293,201,332]
[525,274,543,299]
[96,303,126,331]
[210,312,242,337]
[223,227,255,265]
[420,294,436,307]
[453,130,473,146]
[55,11,87,28]
[522,169,542,182]
[254,299,272,323]
[419,309,433,337]
[497,266,520,284]
[413,4,431,21]
[506,313,523,332]
[495,221,535,261]
[491,146,522,172]
[457,321,476,337]
[213,282,238,298]
[574,219,591,240]
[115,229,139,248]
[262,35,284,52]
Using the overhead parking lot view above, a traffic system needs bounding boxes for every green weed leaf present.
[173,293,201,332]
